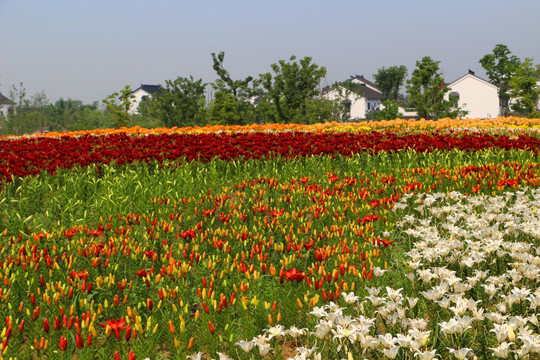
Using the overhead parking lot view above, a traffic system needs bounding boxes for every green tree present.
[102,85,134,128]
[207,89,253,125]
[304,98,340,124]
[144,76,206,127]
[373,65,407,101]
[260,56,327,123]
[479,44,521,116]
[373,100,404,120]
[49,98,84,131]
[4,83,50,135]
[211,51,256,99]
[509,58,540,117]
[406,56,466,120]
[207,51,260,125]
[30,90,50,132]
[75,106,114,130]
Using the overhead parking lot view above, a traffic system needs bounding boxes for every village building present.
[446,70,500,119]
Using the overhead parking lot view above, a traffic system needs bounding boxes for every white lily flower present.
[216,352,233,360]
[447,347,473,360]
[490,342,513,358]
[414,349,438,360]
[312,321,332,339]
[381,346,400,359]
[186,352,204,360]
[264,324,284,339]
[286,326,307,338]
[341,291,359,304]
[235,339,254,353]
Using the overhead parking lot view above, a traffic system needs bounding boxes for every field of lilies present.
[0,117,540,360]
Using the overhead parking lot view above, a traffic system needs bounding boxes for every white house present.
[446,70,499,119]
[128,84,161,115]
[0,92,15,119]
[322,75,383,120]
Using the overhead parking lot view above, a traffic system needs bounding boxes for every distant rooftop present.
[0,93,15,105]
[349,75,380,91]
[133,84,161,94]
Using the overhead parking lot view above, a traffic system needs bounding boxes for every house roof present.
[344,82,383,100]
[447,70,496,89]
[0,93,15,105]
[356,86,383,100]
[132,84,161,95]
[349,75,381,92]
[323,83,383,100]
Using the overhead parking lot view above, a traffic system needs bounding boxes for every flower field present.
[0,118,540,359]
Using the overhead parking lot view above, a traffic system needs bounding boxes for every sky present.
[1,0,539,105]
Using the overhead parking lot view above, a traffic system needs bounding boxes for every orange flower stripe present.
[3,116,540,139]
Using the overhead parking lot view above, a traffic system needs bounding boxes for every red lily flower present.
[135,267,154,278]
[70,270,89,281]
[98,318,126,341]
[280,268,307,283]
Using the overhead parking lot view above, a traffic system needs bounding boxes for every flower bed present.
[0,121,539,359]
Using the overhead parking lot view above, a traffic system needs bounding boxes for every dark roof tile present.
[0,93,15,105]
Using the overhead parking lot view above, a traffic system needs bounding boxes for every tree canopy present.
[479,44,521,116]
[145,76,207,127]
[260,56,327,123]
[406,56,466,120]
[373,65,407,101]
[509,58,540,118]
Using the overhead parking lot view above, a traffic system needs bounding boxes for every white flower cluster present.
[396,187,540,359]
[187,187,540,360]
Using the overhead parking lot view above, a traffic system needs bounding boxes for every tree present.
[479,44,521,116]
[372,100,403,120]
[406,56,466,120]
[49,98,83,131]
[4,83,50,135]
[102,85,134,128]
[211,51,256,100]
[145,76,206,127]
[207,51,260,125]
[509,58,540,117]
[373,66,407,101]
[30,90,49,132]
[260,55,327,123]
[206,89,255,125]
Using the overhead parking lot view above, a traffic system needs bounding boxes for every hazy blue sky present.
[1,0,539,104]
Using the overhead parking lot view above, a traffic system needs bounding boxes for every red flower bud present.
[59,335,67,351]
[125,325,132,342]
[75,333,83,349]
[54,317,61,330]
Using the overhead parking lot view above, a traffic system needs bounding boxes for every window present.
[449,92,460,101]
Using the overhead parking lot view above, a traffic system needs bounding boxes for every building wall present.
[350,97,367,119]
[128,89,152,115]
[0,104,14,119]
[447,75,499,119]
[323,87,381,120]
